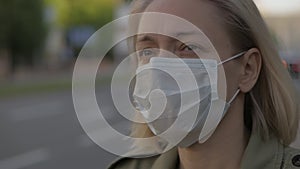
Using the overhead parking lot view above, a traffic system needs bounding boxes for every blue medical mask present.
[133,51,246,147]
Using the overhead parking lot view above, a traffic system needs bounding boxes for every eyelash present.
[136,43,202,58]
[181,44,201,52]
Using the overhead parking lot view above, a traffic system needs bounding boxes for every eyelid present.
[180,42,204,51]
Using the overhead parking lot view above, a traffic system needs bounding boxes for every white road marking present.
[0,149,50,169]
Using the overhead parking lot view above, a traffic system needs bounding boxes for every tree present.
[45,0,118,59]
[0,0,46,73]
[46,0,117,29]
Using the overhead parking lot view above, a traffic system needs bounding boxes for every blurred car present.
[291,61,300,79]
[280,51,300,79]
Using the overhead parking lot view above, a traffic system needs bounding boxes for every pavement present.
[0,84,121,169]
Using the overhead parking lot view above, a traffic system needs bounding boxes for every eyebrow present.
[136,31,200,43]
[174,31,199,38]
[136,35,156,43]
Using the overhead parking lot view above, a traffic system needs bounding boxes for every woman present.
[109,0,300,168]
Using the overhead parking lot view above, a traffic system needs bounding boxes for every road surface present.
[0,84,120,169]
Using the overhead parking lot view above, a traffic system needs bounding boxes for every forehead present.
[136,12,217,56]
[136,0,234,59]
[137,14,210,43]
[143,0,222,34]
[136,1,219,50]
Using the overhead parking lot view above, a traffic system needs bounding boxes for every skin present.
[135,0,262,168]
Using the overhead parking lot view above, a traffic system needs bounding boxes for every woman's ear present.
[239,48,262,93]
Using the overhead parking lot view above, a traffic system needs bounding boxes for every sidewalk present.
[0,70,72,98]
[0,62,115,98]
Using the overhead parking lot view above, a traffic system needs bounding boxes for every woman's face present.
[135,0,244,100]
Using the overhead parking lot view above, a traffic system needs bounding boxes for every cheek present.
[223,62,242,99]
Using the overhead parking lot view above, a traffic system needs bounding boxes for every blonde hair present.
[130,0,300,145]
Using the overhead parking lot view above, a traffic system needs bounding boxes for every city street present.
[0,84,120,169]
[0,80,299,169]
[0,0,299,168]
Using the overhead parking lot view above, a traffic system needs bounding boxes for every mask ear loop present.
[216,51,246,103]
[228,89,240,105]
[217,51,247,66]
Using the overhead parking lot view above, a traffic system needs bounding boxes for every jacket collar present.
[150,132,284,169]
[151,148,179,169]
[240,132,284,169]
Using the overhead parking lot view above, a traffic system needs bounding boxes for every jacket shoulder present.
[107,156,158,169]
[283,146,300,168]
[107,148,179,169]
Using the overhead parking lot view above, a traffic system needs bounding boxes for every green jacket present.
[108,133,300,169]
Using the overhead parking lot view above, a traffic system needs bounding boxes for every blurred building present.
[113,2,131,63]
[255,0,300,61]
[265,14,300,62]
[254,0,300,78]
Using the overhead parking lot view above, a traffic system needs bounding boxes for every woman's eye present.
[178,44,204,58]
[182,44,201,51]
[138,48,155,57]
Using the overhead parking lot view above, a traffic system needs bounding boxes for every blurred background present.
[0,0,299,169]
